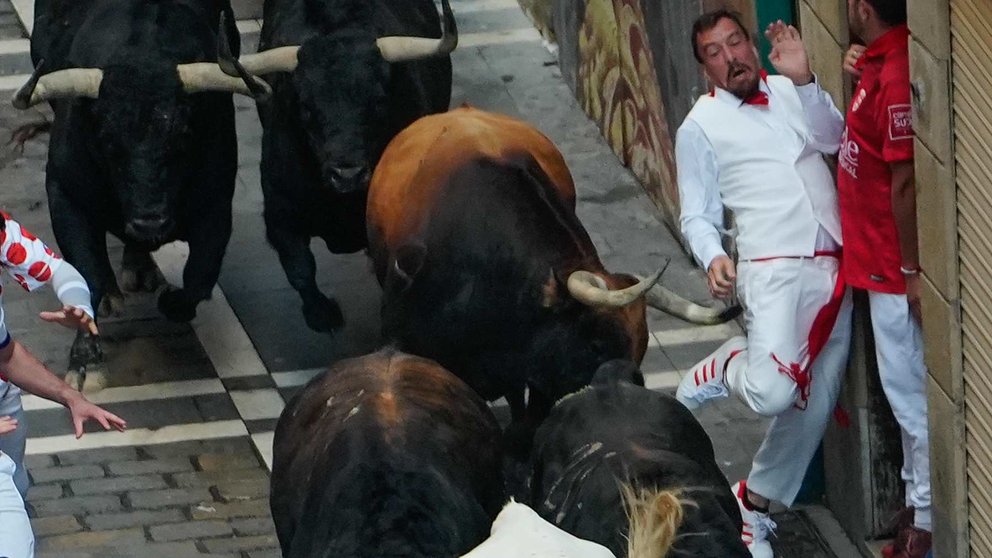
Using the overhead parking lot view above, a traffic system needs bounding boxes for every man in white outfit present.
[674,11,852,557]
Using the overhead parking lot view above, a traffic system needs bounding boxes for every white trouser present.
[868,291,931,531]
[0,452,34,558]
[724,256,853,505]
[0,388,29,498]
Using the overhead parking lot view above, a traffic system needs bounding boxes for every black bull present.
[529,361,751,557]
[15,0,266,389]
[216,0,457,333]
[270,349,506,558]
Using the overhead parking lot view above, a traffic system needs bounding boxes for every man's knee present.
[748,380,798,417]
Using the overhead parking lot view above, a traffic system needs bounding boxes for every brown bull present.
[366,107,738,455]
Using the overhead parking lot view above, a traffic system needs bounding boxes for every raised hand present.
[40,305,99,335]
[843,44,867,79]
[765,20,813,86]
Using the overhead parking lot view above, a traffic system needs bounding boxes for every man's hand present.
[843,44,867,79]
[906,274,922,325]
[64,392,127,439]
[0,415,17,435]
[765,21,813,86]
[40,305,98,335]
[707,255,737,299]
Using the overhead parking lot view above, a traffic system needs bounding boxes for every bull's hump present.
[368,107,577,248]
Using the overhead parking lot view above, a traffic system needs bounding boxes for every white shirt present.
[460,501,616,558]
[676,76,845,270]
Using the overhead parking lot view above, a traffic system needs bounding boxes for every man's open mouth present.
[730,66,750,79]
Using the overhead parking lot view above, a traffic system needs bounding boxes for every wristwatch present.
[900,265,922,276]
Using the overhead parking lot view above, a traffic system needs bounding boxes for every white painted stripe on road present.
[230,389,286,421]
[21,379,226,411]
[643,369,682,391]
[451,0,520,13]
[0,38,29,56]
[0,73,28,92]
[10,0,32,35]
[272,368,323,388]
[152,242,268,378]
[252,431,275,471]
[25,420,248,455]
[236,19,262,34]
[151,241,281,471]
[459,27,542,48]
[648,323,741,348]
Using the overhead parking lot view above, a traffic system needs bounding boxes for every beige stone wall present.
[909,0,967,556]
[798,1,850,110]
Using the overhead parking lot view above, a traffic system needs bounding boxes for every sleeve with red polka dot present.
[0,211,64,293]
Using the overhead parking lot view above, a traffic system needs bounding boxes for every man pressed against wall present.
[842,1,931,557]
[675,10,852,557]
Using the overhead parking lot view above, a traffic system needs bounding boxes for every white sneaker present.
[732,481,776,558]
[675,335,746,410]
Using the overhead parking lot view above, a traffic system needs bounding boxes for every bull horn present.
[216,7,240,77]
[176,62,272,98]
[13,63,103,109]
[216,6,300,78]
[641,280,743,325]
[375,0,457,63]
[227,46,301,76]
[567,267,663,308]
[214,10,272,101]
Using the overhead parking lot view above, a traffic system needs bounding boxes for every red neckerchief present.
[709,69,770,106]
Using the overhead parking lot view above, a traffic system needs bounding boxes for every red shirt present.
[837,25,914,294]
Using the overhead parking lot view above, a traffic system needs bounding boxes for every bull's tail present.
[622,485,687,558]
[641,282,742,325]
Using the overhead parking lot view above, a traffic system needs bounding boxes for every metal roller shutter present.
[951,0,992,554]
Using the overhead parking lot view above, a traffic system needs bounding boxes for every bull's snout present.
[125,215,174,243]
[325,164,371,194]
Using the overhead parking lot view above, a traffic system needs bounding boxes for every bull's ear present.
[391,244,426,289]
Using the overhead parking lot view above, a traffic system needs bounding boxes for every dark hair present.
[691,9,750,63]
[862,0,907,26]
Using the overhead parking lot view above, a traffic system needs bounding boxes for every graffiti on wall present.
[573,0,677,224]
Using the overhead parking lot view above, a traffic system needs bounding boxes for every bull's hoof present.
[121,265,162,293]
[63,370,83,391]
[81,366,108,393]
[69,331,104,371]
[67,332,107,393]
[302,295,344,333]
[158,288,198,322]
[98,294,125,318]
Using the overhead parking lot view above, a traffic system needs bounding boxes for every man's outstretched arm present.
[0,340,126,438]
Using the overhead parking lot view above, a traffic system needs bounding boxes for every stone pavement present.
[0,1,858,556]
